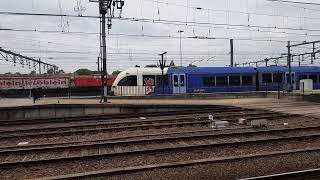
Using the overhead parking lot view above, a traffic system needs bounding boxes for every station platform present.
[1,90,320,107]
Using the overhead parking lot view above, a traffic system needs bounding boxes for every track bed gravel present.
[0,115,317,148]
[1,134,320,179]
[101,150,320,180]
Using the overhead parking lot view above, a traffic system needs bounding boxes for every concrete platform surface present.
[0,97,283,107]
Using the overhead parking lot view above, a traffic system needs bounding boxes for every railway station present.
[1,0,320,179]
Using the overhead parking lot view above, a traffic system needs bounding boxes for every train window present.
[180,75,185,87]
[118,75,137,86]
[273,73,283,83]
[143,75,155,86]
[174,75,178,87]
[299,75,308,80]
[229,76,240,86]
[292,73,295,84]
[309,75,318,83]
[242,76,253,85]
[118,77,126,86]
[156,75,169,86]
[203,77,215,87]
[262,73,272,83]
[216,76,228,86]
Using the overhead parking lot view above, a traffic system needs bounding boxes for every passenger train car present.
[0,75,116,98]
[111,66,320,96]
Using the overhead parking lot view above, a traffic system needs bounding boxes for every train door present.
[285,72,296,91]
[172,74,186,94]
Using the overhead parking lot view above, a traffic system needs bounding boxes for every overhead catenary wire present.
[2,15,320,40]
[0,28,308,43]
[2,11,320,33]
[142,0,320,19]
[266,0,320,6]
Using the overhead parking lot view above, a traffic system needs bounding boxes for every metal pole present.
[287,41,292,92]
[278,74,280,99]
[97,57,100,73]
[161,55,164,94]
[230,39,234,67]
[38,61,41,74]
[255,68,259,91]
[178,30,183,67]
[179,32,182,67]
[101,7,108,103]
[265,58,268,67]
[312,42,315,64]
[278,72,281,99]
[159,52,167,94]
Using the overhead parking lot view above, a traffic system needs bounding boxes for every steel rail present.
[0,110,272,133]
[1,125,320,167]
[0,113,295,139]
[240,168,320,180]
[30,148,320,180]
[1,120,316,152]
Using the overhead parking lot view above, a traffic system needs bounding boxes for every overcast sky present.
[1,0,320,74]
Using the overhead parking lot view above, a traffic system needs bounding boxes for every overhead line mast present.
[0,47,58,74]
[89,0,124,103]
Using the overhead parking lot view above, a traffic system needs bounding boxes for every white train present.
[111,67,168,96]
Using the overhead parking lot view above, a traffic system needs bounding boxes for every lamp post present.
[178,30,184,67]
[277,71,281,99]
[159,52,167,94]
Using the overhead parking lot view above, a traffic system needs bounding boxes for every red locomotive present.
[73,75,116,87]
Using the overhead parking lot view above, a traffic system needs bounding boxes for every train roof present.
[167,67,256,74]
[167,66,320,74]
[112,67,168,86]
[118,67,168,75]
[257,66,320,73]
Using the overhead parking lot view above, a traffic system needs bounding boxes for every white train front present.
[111,67,169,96]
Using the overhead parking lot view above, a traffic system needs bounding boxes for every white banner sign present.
[0,77,70,90]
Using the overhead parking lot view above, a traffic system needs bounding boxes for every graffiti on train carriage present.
[0,77,70,89]
[143,76,155,94]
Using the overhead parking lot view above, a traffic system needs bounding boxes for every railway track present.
[0,112,297,140]
[1,125,320,166]
[241,168,320,180]
[32,147,320,180]
[0,110,271,131]
[0,118,317,150]
[0,106,246,126]
[1,105,319,179]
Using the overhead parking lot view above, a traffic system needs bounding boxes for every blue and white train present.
[111,66,320,96]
